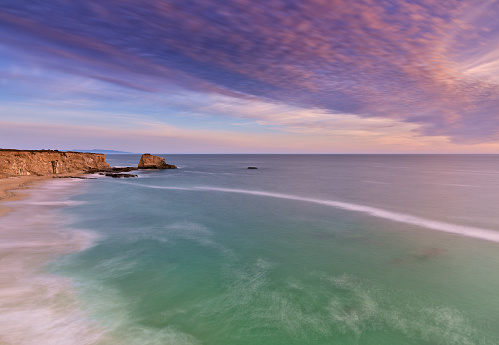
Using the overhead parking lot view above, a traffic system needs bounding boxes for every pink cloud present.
[1,0,499,144]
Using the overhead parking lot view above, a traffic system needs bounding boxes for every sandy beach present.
[0,176,52,217]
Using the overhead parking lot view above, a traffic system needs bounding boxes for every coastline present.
[0,176,105,344]
[0,176,53,217]
[0,172,92,217]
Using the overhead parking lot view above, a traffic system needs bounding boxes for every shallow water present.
[0,179,105,344]
[4,155,499,344]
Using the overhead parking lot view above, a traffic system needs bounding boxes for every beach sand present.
[0,176,52,216]
[0,173,90,216]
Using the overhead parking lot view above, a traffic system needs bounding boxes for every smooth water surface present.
[46,155,499,344]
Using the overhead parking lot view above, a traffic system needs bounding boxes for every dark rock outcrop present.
[247,167,258,169]
[86,166,137,174]
[138,154,177,169]
[103,173,138,178]
[53,176,97,179]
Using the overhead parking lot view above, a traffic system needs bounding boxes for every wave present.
[199,187,499,243]
[124,182,499,243]
[427,183,477,187]
[364,180,391,184]
[0,179,104,344]
[181,170,235,175]
[25,200,86,206]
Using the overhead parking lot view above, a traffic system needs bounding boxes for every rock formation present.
[0,149,110,177]
[1,150,178,178]
[102,173,138,178]
[138,153,177,169]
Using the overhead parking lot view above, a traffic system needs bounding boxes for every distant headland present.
[71,149,136,154]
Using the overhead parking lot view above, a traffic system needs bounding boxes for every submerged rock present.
[247,166,258,169]
[53,176,97,179]
[86,166,137,174]
[138,153,177,169]
[104,173,138,178]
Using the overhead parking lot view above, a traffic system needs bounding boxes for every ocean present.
[1,154,499,344]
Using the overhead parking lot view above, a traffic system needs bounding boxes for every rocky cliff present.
[138,153,177,169]
[0,149,110,177]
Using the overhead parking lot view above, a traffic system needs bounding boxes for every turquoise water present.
[18,155,499,344]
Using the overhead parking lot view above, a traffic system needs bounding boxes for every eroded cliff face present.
[0,150,110,177]
[138,153,177,169]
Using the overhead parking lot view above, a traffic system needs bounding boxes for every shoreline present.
[0,176,53,218]
[0,175,106,344]
[0,173,91,217]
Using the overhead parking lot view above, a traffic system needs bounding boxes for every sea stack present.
[138,153,177,169]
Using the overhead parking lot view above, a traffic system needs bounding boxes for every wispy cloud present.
[3,103,499,154]
[1,0,499,148]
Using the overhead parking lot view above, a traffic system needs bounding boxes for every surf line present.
[124,182,499,243]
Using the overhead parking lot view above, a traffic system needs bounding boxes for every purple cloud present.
[1,0,499,142]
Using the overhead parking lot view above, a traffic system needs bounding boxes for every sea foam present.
[197,187,499,243]
[0,179,104,345]
[124,182,499,243]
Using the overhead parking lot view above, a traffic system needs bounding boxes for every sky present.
[1,0,499,153]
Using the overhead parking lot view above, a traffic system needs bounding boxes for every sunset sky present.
[1,0,499,153]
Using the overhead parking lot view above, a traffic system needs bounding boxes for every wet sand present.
[0,173,89,216]
[0,176,52,217]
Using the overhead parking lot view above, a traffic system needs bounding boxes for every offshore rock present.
[0,149,110,177]
[104,173,138,178]
[138,153,177,169]
[86,166,137,174]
